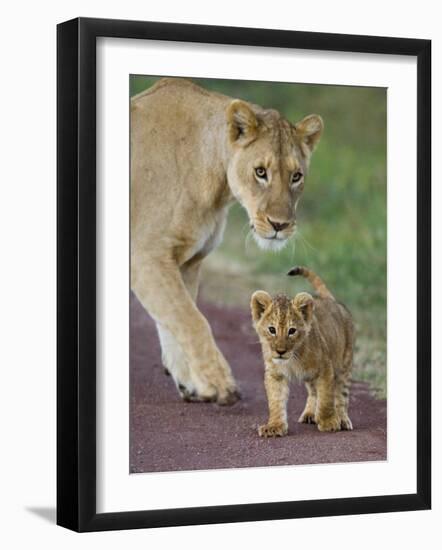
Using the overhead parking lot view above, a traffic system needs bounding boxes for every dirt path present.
[130,293,387,473]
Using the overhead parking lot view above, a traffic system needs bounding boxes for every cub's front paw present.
[298,410,316,424]
[317,415,341,432]
[258,422,288,438]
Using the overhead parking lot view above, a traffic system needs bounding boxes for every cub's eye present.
[291,171,303,185]
[255,167,267,179]
[268,326,276,335]
[288,327,297,336]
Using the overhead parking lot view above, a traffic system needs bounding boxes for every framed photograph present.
[57,17,431,532]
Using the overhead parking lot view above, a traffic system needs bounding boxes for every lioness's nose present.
[268,218,289,232]
[276,349,287,356]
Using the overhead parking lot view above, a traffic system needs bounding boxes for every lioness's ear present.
[227,100,258,145]
[292,292,314,323]
[251,291,272,323]
[295,114,324,153]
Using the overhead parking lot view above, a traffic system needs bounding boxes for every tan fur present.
[251,267,354,435]
[131,78,323,404]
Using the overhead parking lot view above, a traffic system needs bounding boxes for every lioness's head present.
[251,291,314,364]
[226,100,323,251]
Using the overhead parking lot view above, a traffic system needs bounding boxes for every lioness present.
[131,78,323,405]
[251,267,354,436]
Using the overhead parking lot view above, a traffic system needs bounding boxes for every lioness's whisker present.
[298,231,319,254]
[289,237,297,261]
[245,230,255,255]
[241,221,251,235]
[294,232,312,263]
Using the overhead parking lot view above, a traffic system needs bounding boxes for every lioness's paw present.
[217,388,241,406]
[340,415,353,431]
[190,354,240,405]
[258,422,288,438]
[317,415,341,432]
[178,384,216,403]
[298,411,316,424]
[178,380,241,405]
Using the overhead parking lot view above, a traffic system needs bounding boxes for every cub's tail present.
[287,266,335,300]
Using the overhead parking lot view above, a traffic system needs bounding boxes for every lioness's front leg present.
[156,325,198,400]
[156,259,206,401]
[258,369,289,437]
[133,257,239,405]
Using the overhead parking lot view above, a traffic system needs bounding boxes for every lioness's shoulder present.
[131,77,228,107]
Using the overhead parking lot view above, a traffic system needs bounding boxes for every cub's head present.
[250,291,314,364]
[226,100,323,251]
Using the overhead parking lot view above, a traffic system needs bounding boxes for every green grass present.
[131,76,387,398]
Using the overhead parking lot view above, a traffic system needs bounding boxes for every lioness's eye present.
[291,171,303,185]
[268,326,276,335]
[288,327,297,336]
[255,167,267,179]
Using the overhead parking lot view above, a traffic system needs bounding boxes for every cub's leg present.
[258,370,289,437]
[298,381,317,424]
[335,357,353,430]
[132,256,239,405]
[315,366,341,432]
[335,379,353,430]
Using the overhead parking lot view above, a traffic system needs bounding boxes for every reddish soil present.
[130,293,387,473]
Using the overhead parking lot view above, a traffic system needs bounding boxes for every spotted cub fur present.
[251,266,354,437]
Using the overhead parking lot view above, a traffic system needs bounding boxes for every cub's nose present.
[267,218,289,232]
[276,349,287,356]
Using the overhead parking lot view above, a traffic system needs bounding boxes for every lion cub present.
[251,266,354,437]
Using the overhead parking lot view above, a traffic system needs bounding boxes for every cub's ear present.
[295,114,324,154]
[250,291,272,323]
[292,292,315,323]
[227,100,258,146]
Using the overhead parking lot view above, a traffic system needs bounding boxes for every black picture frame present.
[57,17,431,532]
